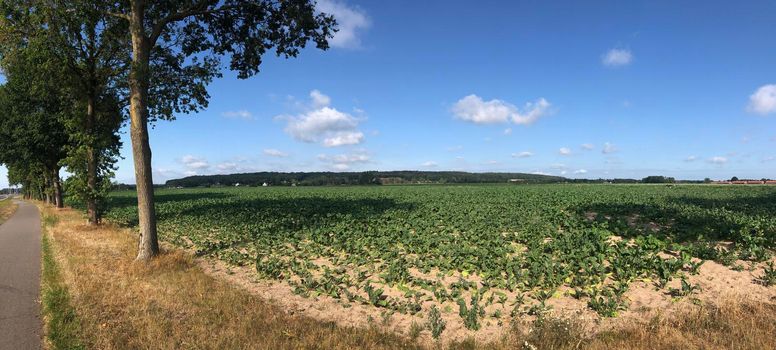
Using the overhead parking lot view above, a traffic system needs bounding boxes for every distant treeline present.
[108,173,718,190]
[162,171,567,187]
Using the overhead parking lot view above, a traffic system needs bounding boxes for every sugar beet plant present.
[104,184,776,329]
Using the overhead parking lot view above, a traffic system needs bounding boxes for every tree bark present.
[52,168,63,209]
[43,172,52,205]
[86,95,99,224]
[129,0,159,261]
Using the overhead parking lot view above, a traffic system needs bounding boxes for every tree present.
[731,176,739,181]
[102,0,336,260]
[0,0,129,223]
[0,40,73,207]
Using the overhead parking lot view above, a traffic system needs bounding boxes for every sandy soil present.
[193,245,776,345]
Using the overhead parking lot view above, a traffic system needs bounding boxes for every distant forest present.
[162,171,568,187]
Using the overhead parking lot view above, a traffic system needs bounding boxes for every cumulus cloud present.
[180,155,209,170]
[512,151,534,158]
[602,142,618,154]
[216,162,238,172]
[279,90,366,147]
[581,143,594,150]
[263,149,289,157]
[222,110,253,120]
[747,84,776,115]
[421,161,438,167]
[559,147,572,156]
[318,152,370,170]
[602,48,633,67]
[310,89,331,108]
[574,169,588,174]
[316,0,370,49]
[451,95,551,125]
[709,156,728,164]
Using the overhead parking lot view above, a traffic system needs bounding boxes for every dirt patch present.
[196,246,776,345]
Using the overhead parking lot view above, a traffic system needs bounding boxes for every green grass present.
[41,221,84,350]
[102,184,776,325]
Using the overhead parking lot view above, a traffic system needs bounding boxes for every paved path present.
[0,201,42,350]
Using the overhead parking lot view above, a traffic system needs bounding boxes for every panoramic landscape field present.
[100,184,776,342]
[1,1,775,349]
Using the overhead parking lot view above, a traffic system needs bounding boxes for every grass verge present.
[40,212,84,349]
[42,205,776,349]
[0,198,17,223]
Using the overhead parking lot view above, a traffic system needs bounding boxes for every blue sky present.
[4,0,776,187]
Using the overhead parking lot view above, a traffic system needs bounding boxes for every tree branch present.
[106,11,130,21]
[149,1,241,45]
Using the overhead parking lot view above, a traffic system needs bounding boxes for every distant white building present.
[262,182,268,187]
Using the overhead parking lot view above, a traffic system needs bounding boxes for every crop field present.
[105,184,776,339]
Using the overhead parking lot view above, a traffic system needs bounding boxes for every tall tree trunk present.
[86,95,99,224]
[52,168,63,209]
[43,173,52,205]
[129,1,159,261]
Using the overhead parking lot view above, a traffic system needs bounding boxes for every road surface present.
[0,201,42,350]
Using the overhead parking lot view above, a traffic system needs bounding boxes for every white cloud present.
[560,170,568,175]
[532,171,551,176]
[263,149,289,157]
[323,132,365,147]
[763,156,775,163]
[216,162,238,172]
[574,169,588,174]
[421,161,438,167]
[602,142,618,154]
[447,145,463,152]
[747,84,776,115]
[279,90,366,147]
[318,152,370,170]
[180,155,209,170]
[503,127,512,135]
[316,0,370,49]
[581,143,594,150]
[222,110,253,120]
[310,89,331,108]
[512,151,534,158]
[559,147,572,156]
[602,48,633,67]
[484,160,500,165]
[451,95,551,125]
[684,155,698,162]
[709,156,728,164]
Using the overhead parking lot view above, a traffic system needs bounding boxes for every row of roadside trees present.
[0,0,336,261]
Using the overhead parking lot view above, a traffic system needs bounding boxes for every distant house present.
[262,182,268,187]
[508,179,525,183]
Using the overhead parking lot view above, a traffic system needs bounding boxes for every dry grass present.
[44,207,420,350]
[43,205,776,350]
[0,198,17,223]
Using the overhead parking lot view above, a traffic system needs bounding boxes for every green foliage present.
[102,184,776,326]
[426,305,446,340]
[759,262,776,287]
[457,293,485,330]
[669,277,701,297]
